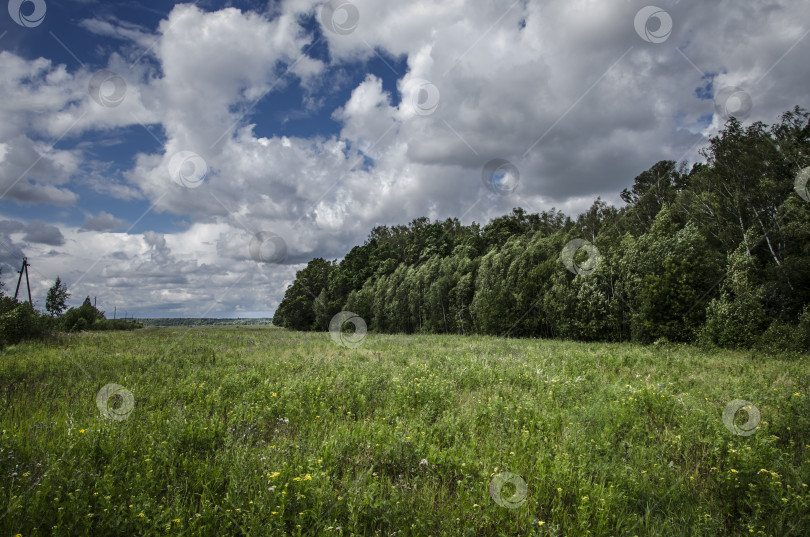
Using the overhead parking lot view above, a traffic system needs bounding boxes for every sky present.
[0,0,808,318]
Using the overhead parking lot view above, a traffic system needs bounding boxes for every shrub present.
[61,297,104,332]
[0,301,48,346]
[756,306,810,354]
[92,319,142,331]
[700,247,769,349]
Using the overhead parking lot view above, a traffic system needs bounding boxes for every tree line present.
[0,275,141,348]
[273,107,810,352]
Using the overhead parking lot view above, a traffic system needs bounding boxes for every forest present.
[273,107,810,352]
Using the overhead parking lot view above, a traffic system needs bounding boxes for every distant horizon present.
[138,316,274,319]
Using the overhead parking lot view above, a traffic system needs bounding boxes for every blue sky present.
[1,0,808,317]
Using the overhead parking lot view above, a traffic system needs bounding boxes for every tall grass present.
[1,327,808,536]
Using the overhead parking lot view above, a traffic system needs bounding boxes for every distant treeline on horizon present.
[139,318,275,327]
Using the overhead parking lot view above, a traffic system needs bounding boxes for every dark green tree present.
[272,258,333,330]
[45,276,70,317]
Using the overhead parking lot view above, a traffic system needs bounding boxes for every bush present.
[61,297,104,332]
[755,306,810,354]
[699,247,769,349]
[59,299,142,332]
[92,319,142,331]
[0,301,48,346]
[796,305,810,352]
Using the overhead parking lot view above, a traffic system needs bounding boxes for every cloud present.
[78,16,155,47]
[0,218,63,286]
[82,211,129,232]
[7,222,300,316]
[22,220,66,246]
[1,0,809,316]
[0,219,65,246]
[0,135,80,206]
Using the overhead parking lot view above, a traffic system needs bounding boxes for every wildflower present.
[731,469,738,473]
[304,474,312,481]
[79,429,86,434]
[419,459,428,467]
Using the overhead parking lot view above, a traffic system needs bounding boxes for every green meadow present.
[1,327,808,536]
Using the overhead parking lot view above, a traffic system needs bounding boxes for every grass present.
[1,327,808,536]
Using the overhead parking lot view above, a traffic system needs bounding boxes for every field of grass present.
[1,327,808,536]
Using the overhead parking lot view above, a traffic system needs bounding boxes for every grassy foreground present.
[1,327,808,536]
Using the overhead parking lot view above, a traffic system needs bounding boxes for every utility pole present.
[14,257,32,307]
